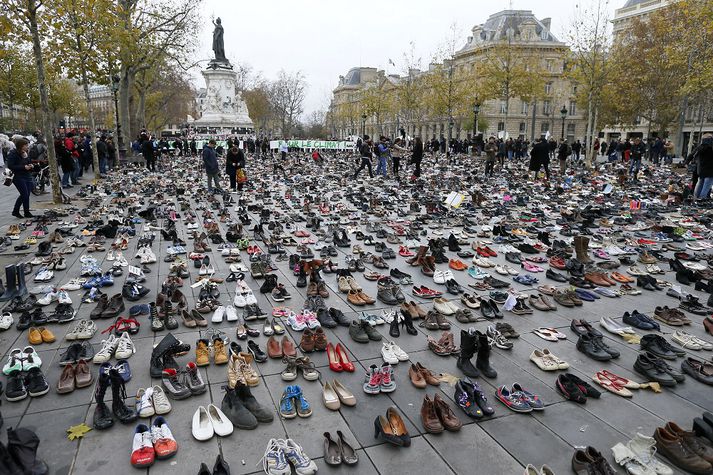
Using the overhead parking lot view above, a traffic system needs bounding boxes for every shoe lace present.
[258,440,287,471]
[150,423,170,442]
[380,366,392,384]
[368,369,382,386]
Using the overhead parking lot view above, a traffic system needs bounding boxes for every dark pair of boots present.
[573,235,592,264]
[0,265,28,302]
[456,329,496,379]
[221,384,274,430]
[93,368,137,430]
[198,454,230,475]
[0,427,48,475]
[390,311,417,338]
[150,333,188,378]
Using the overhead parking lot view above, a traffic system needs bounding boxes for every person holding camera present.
[6,137,35,218]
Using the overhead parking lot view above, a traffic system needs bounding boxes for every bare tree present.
[269,70,307,138]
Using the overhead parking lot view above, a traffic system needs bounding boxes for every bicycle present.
[31,163,50,196]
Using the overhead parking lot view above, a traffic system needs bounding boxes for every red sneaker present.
[131,424,155,468]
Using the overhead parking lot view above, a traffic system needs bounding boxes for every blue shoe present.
[82,276,102,289]
[511,383,544,411]
[279,387,297,419]
[100,272,114,287]
[623,310,656,330]
[129,304,151,317]
[292,385,312,418]
[574,288,598,301]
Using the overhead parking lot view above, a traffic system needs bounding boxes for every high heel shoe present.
[335,343,354,372]
[373,415,404,446]
[401,311,418,336]
[327,343,343,372]
[389,314,400,338]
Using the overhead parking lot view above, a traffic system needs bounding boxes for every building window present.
[567,123,575,141]
[497,122,505,132]
[545,82,552,95]
[540,122,549,136]
[543,100,551,115]
[519,122,526,133]
[569,101,576,116]
[500,101,507,114]
[573,84,578,95]
[521,102,529,115]
[546,59,554,72]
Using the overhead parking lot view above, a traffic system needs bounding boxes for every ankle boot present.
[150,333,180,378]
[406,245,428,266]
[475,331,497,378]
[389,315,400,338]
[401,311,418,336]
[574,236,592,264]
[421,256,435,277]
[93,372,114,430]
[0,265,18,302]
[456,329,480,378]
[14,264,27,298]
[235,383,274,422]
[109,369,137,423]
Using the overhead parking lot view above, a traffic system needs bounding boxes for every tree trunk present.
[119,66,131,151]
[26,0,62,204]
[585,95,594,168]
[81,78,100,179]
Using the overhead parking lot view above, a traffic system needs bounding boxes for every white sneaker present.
[93,334,118,363]
[151,385,172,415]
[279,439,318,475]
[212,306,226,323]
[233,293,247,307]
[57,290,72,305]
[136,388,156,418]
[225,305,238,322]
[389,341,409,361]
[60,278,85,291]
[381,342,398,364]
[0,312,13,331]
[244,291,257,305]
[433,270,447,284]
[106,250,116,261]
[115,332,136,359]
[37,290,58,306]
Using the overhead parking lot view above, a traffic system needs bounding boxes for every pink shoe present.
[522,261,543,273]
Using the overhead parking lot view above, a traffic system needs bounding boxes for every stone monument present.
[193,17,253,133]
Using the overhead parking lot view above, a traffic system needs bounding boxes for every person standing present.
[530,137,550,180]
[572,140,582,162]
[375,136,389,177]
[203,139,222,192]
[694,134,713,199]
[353,135,374,179]
[600,140,608,157]
[629,137,646,180]
[190,138,197,157]
[57,136,74,188]
[411,137,423,179]
[557,139,570,174]
[484,136,498,177]
[97,134,109,175]
[7,138,35,218]
[391,137,406,180]
[226,145,244,192]
[142,134,156,172]
[279,141,288,160]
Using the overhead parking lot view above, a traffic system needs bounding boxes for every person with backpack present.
[353,135,374,179]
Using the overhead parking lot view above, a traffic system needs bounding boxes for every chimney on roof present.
[541,17,551,30]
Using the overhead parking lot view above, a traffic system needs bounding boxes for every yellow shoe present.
[28,327,43,345]
[40,327,56,343]
[213,337,228,365]
[196,338,210,366]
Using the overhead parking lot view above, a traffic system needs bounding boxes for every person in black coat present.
[142,136,156,171]
[694,134,713,199]
[529,138,550,180]
[226,146,246,192]
[411,137,423,179]
[6,138,35,218]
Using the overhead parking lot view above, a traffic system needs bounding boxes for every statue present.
[212,18,226,62]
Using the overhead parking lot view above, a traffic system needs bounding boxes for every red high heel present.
[335,343,354,372]
[327,343,343,372]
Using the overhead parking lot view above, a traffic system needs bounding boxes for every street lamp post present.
[472,103,481,140]
[560,105,568,142]
[361,114,366,137]
[110,75,127,163]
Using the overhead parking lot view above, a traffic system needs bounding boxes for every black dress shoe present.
[546,269,568,282]
[576,334,612,361]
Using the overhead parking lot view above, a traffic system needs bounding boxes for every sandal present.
[592,371,633,397]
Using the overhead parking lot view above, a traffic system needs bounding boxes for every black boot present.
[456,329,480,378]
[235,384,274,423]
[475,331,497,378]
[389,314,400,338]
[0,265,18,302]
[198,463,211,475]
[14,265,27,298]
[150,333,180,378]
[109,369,137,423]
[93,372,114,430]
[221,386,258,429]
[213,454,230,475]
[401,311,418,336]
[0,278,4,297]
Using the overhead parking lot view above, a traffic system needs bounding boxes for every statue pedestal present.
[193,68,253,133]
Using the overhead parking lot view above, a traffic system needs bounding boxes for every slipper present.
[533,328,559,342]
[537,284,558,295]
[593,371,633,397]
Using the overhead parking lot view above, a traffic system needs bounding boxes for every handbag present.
[3,168,13,186]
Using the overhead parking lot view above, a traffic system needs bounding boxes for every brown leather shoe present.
[420,395,444,433]
[584,273,609,287]
[282,336,297,357]
[410,301,427,319]
[704,317,713,335]
[74,359,93,388]
[196,339,210,366]
[28,327,43,345]
[300,329,315,352]
[40,327,55,343]
[654,426,713,474]
[421,256,435,277]
[433,393,462,431]
[213,337,228,364]
[598,273,616,286]
[57,364,75,394]
[357,291,375,305]
[528,295,550,311]
[665,422,713,464]
[408,364,427,388]
[347,290,365,306]
[102,293,125,318]
[267,336,282,359]
[307,281,319,297]
[317,282,329,298]
[415,362,441,386]
[313,327,328,351]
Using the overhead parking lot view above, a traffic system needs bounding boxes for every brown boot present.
[575,235,592,264]
[406,245,428,266]
[421,255,436,277]
[213,337,228,364]
[196,338,210,366]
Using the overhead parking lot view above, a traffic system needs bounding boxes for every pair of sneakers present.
[93,333,135,363]
[363,363,396,394]
[131,417,178,468]
[261,438,317,475]
[212,305,239,323]
[279,385,312,418]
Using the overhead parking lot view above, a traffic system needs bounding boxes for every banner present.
[269,140,356,150]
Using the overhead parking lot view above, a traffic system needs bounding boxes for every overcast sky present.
[195,0,620,117]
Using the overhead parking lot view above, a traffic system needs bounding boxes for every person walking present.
[97,134,109,176]
[142,134,156,172]
[411,137,423,179]
[353,135,374,179]
[6,137,35,218]
[484,136,497,177]
[203,139,222,192]
[694,134,713,200]
[600,140,608,157]
[629,137,646,180]
[226,145,245,192]
[57,136,74,188]
[572,140,582,162]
